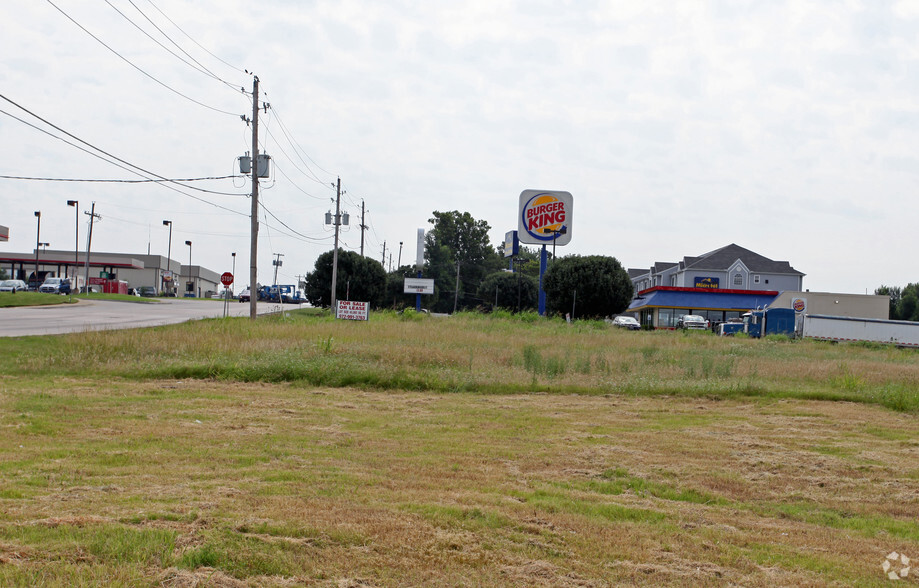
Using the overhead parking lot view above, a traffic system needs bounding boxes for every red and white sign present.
[336,300,369,321]
[220,272,234,286]
[518,189,573,245]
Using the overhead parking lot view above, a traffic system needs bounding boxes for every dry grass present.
[1,379,918,586]
[1,312,918,585]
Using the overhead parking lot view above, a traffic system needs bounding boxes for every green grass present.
[0,292,76,308]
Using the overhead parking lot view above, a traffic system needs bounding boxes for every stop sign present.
[220,272,234,286]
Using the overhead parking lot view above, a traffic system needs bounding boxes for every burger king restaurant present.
[626,244,804,329]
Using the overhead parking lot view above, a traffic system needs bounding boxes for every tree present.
[304,249,387,308]
[543,255,633,319]
[425,211,503,312]
[0,268,8,281]
[876,283,919,321]
[476,271,538,312]
[876,285,902,319]
[384,266,420,310]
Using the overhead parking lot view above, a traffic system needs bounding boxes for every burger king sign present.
[518,190,573,245]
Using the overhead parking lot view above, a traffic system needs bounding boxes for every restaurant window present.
[733,274,743,286]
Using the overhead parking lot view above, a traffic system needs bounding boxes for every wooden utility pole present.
[83,202,101,293]
[249,76,260,320]
[330,177,341,312]
[381,241,386,267]
[359,200,367,257]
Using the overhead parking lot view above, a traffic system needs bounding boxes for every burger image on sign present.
[518,190,573,245]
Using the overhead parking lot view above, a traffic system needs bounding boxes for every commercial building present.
[0,249,220,297]
[627,244,805,328]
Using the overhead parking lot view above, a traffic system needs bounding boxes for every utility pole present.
[359,200,367,257]
[248,76,260,320]
[381,241,386,267]
[83,202,101,294]
[453,259,461,314]
[272,253,284,299]
[33,211,41,287]
[330,177,342,312]
[398,241,403,269]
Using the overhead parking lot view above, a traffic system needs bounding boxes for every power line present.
[0,104,246,217]
[45,0,242,117]
[0,93,246,197]
[0,174,242,184]
[144,0,249,76]
[104,0,243,93]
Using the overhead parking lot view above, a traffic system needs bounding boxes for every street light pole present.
[33,211,40,288]
[163,220,172,295]
[67,200,78,277]
[185,240,192,297]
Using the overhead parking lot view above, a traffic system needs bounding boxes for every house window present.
[754,275,761,284]
[671,275,676,286]
[733,274,743,286]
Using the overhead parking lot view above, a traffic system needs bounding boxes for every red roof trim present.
[637,286,779,296]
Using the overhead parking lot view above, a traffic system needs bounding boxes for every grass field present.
[0,292,164,308]
[1,310,918,586]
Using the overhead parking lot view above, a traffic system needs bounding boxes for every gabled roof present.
[628,268,650,279]
[653,261,679,273]
[684,244,804,276]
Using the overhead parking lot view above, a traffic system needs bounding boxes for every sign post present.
[220,272,233,317]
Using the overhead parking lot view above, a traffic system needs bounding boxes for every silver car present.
[677,314,710,330]
[0,279,28,293]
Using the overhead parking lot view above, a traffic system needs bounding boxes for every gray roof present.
[628,268,649,279]
[684,244,804,275]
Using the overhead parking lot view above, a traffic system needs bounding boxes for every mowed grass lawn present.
[1,311,918,586]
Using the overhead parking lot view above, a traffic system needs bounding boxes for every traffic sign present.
[220,272,234,286]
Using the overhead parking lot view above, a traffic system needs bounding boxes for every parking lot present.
[0,298,284,337]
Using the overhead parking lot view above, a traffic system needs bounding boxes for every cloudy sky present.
[2,1,918,294]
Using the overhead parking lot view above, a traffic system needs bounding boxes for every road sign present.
[220,272,234,286]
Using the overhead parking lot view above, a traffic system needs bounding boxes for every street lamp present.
[33,211,41,289]
[542,226,567,265]
[67,200,78,277]
[39,242,50,251]
[185,240,192,297]
[162,220,172,295]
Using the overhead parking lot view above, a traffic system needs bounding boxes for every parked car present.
[59,278,73,295]
[39,277,65,294]
[610,316,641,330]
[677,314,710,330]
[238,289,251,303]
[138,286,158,297]
[0,279,28,293]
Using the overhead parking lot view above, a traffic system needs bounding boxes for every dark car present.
[238,289,251,303]
[138,286,158,297]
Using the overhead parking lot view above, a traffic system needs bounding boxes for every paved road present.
[0,298,292,337]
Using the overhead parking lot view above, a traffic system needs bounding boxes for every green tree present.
[425,211,503,312]
[875,285,902,319]
[304,249,387,308]
[384,266,421,310]
[0,268,8,281]
[476,271,538,312]
[543,255,633,319]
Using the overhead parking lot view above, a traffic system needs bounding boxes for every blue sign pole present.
[538,244,547,315]
[416,270,422,312]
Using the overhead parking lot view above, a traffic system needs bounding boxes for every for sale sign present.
[336,300,369,321]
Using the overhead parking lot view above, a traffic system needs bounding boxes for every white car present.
[39,277,65,294]
[610,316,641,330]
[678,315,710,330]
[0,279,28,293]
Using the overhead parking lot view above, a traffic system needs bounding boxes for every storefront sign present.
[404,278,434,294]
[694,277,720,289]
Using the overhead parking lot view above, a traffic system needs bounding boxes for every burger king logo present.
[519,191,572,243]
[792,298,807,313]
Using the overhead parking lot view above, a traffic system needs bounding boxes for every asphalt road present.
[0,298,289,337]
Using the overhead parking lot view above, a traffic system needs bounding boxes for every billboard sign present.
[503,230,519,258]
[518,190,572,245]
[336,300,369,321]
[404,278,434,294]
[694,277,720,289]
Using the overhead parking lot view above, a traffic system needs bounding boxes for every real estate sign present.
[336,300,369,321]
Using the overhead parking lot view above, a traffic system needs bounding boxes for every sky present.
[2,0,918,294]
